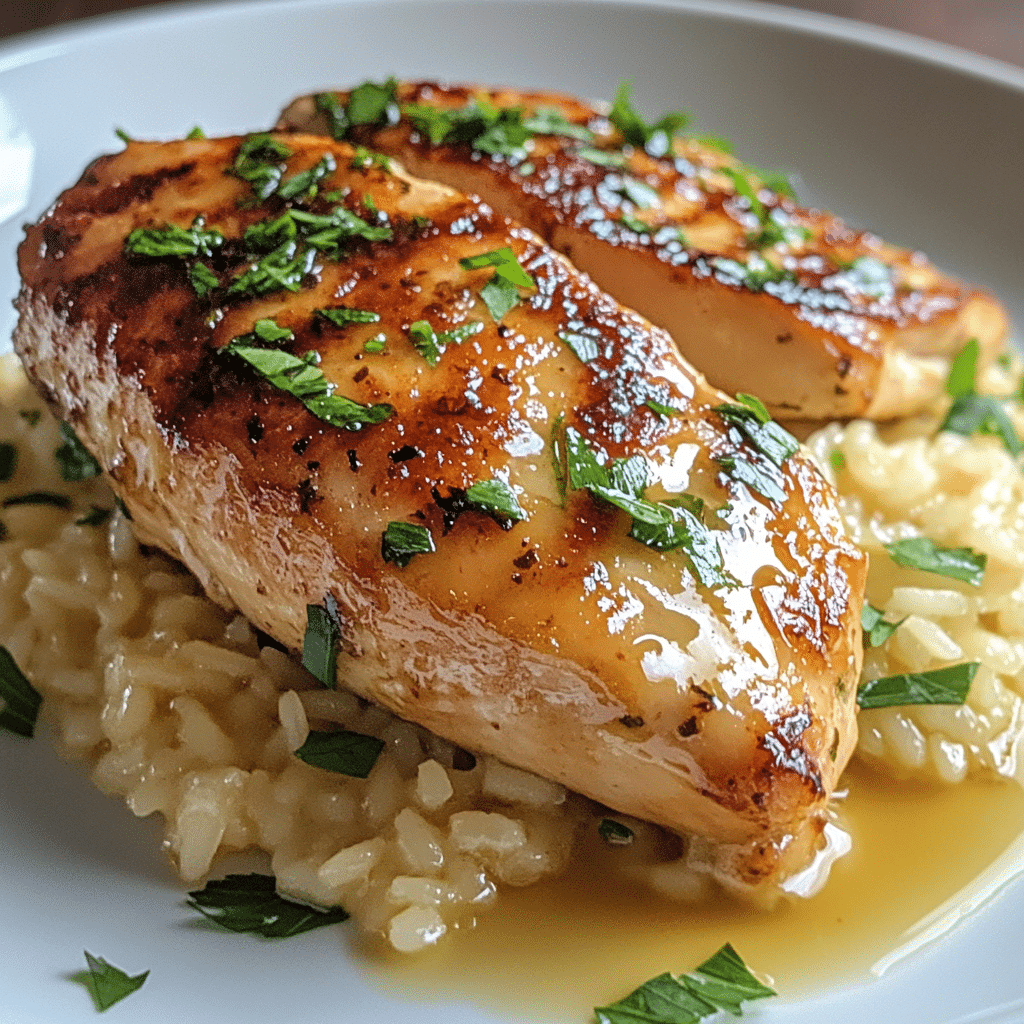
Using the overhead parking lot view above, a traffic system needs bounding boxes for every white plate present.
[1,2,1024,1022]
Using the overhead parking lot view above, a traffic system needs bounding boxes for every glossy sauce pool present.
[369,763,1024,1019]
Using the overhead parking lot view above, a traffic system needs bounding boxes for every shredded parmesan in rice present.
[4,350,1024,950]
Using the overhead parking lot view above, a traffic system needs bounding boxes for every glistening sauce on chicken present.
[15,133,865,892]
[277,81,1008,421]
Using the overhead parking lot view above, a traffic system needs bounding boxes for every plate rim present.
[1,2,1023,1023]
[1,0,1023,92]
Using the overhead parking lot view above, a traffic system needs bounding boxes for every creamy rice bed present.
[4,353,1024,951]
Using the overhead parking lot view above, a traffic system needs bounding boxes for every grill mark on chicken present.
[15,132,867,890]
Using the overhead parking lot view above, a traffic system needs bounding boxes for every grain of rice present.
[318,837,386,889]
[886,587,970,618]
[388,875,452,908]
[394,808,446,875]
[362,756,404,828]
[100,680,155,744]
[482,758,567,808]
[388,904,447,953]
[449,810,527,857]
[415,759,454,811]
[278,690,310,752]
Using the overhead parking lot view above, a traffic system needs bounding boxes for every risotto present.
[3,351,1024,952]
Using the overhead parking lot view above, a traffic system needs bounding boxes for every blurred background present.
[1,0,1023,67]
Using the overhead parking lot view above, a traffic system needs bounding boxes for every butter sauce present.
[371,764,1024,1020]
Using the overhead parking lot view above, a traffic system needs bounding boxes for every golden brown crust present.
[15,133,865,888]
[277,82,1008,421]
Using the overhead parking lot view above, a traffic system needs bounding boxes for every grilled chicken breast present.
[14,133,865,890]
[278,81,1008,422]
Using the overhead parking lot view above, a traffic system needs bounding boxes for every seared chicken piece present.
[278,81,1008,422]
[14,133,865,890]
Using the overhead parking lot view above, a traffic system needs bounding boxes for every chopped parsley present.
[598,818,634,845]
[645,399,681,420]
[2,491,72,509]
[939,338,1024,457]
[55,422,101,481]
[465,477,527,525]
[522,106,595,143]
[883,537,986,588]
[947,337,981,398]
[578,147,628,168]
[220,320,394,431]
[713,394,798,502]
[566,429,664,525]
[459,247,535,283]
[861,603,906,648]
[594,942,775,1024]
[76,952,149,1012]
[189,261,220,298]
[381,520,435,567]
[620,214,652,234]
[558,329,602,364]
[228,133,294,200]
[76,505,113,527]
[720,166,766,223]
[403,96,531,158]
[857,663,978,710]
[714,394,799,463]
[399,92,595,159]
[715,452,786,504]
[315,91,349,140]
[276,152,336,202]
[748,210,812,251]
[350,145,391,171]
[187,873,349,937]
[617,175,660,210]
[0,645,41,738]
[315,306,381,328]
[711,254,796,293]
[295,728,385,777]
[346,77,400,129]
[225,242,316,298]
[0,442,15,481]
[408,320,484,367]
[124,217,224,259]
[18,409,41,427]
[242,207,392,266]
[302,596,342,688]
[752,165,796,199]
[629,507,733,590]
[563,427,730,588]
[837,255,894,298]
[608,79,689,155]
[459,246,535,321]
[479,274,521,321]
[693,134,734,155]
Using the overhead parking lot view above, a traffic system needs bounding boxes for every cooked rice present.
[4,350,1024,949]
[806,359,1024,786]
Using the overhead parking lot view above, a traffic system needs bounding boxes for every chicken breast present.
[14,132,865,891]
[278,81,1008,422]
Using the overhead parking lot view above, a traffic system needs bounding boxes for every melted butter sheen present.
[371,766,1024,1020]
